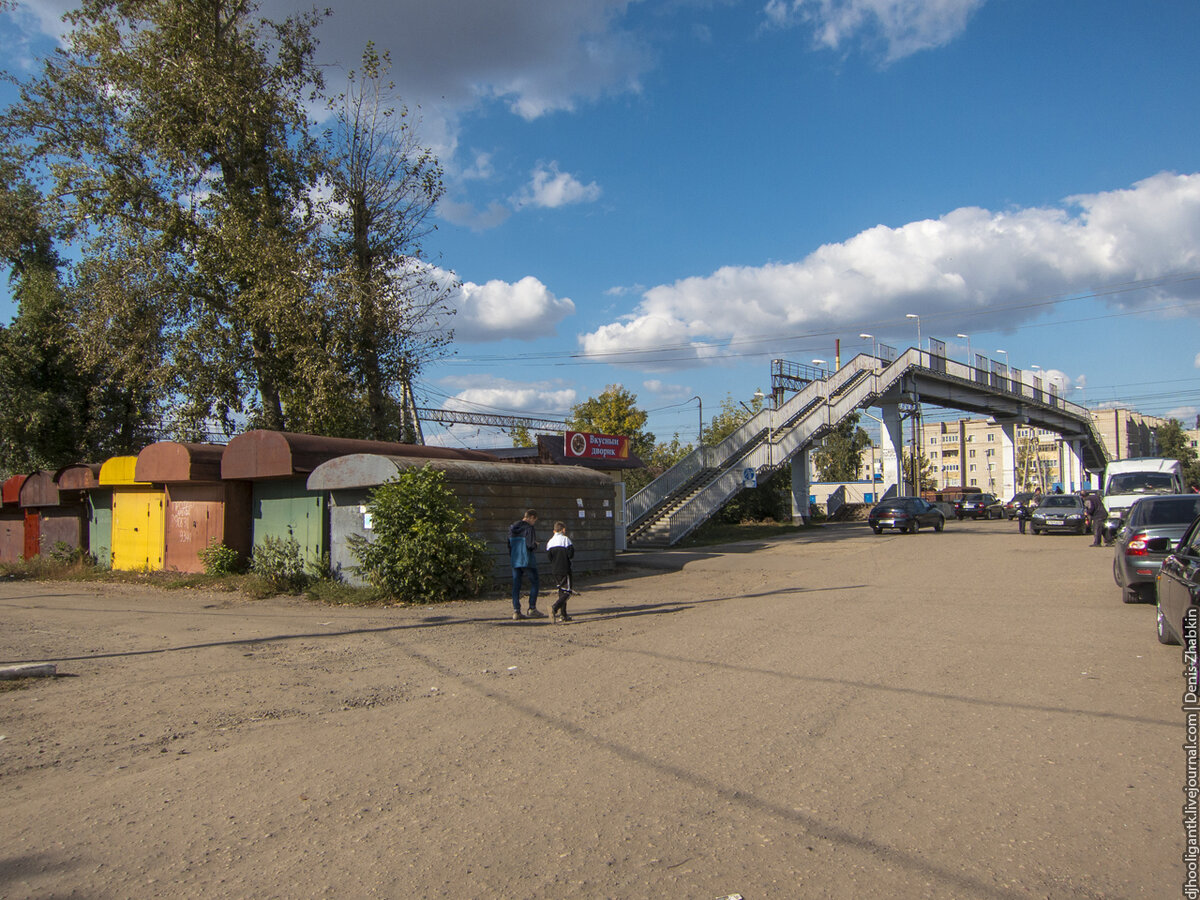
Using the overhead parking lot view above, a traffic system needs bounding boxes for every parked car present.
[1003,492,1038,520]
[1112,495,1200,603]
[953,493,1000,520]
[869,497,946,534]
[1155,514,1200,648]
[1029,494,1088,534]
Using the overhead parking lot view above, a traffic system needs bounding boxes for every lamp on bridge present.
[906,313,922,357]
[812,358,827,377]
[957,333,971,368]
[906,314,923,496]
[689,395,703,446]
[859,333,876,361]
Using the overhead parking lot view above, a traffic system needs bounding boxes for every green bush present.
[251,534,310,593]
[48,540,87,565]
[198,540,244,576]
[348,465,491,603]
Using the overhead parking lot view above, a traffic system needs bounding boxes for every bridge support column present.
[1067,439,1088,490]
[878,403,903,497]
[791,447,812,523]
[999,424,1017,499]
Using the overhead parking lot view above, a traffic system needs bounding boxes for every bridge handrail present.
[627,353,881,525]
[629,346,1106,542]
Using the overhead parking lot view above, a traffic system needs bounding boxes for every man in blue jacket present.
[508,509,544,620]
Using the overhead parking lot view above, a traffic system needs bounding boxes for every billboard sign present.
[564,431,630,461]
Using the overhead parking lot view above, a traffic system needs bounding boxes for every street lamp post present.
[996,349,1009,388]
[859,333,876,361]
[812,358,827,377]
[906,314,922,496]
[753,389,773,467]
[906,313,922,358]
[956,333,971,369]
[689,395,703,446]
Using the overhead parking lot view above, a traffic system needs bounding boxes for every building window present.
[987,433,995,442]
[969,449,976,458]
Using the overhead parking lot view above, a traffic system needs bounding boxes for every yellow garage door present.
[111,488,165,571]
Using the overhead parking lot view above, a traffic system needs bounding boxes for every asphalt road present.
[1,517,1187,898]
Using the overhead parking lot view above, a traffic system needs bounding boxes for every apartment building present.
[1088,408,1167,460]
[918,417,1080,496]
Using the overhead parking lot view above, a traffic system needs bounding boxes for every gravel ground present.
[0,519,1186,898]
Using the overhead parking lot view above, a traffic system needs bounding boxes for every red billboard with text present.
[564,431,630,461]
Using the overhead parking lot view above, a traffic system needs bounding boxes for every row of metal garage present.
[0,431,618,582]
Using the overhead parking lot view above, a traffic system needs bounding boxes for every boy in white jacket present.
[545,521,575,623]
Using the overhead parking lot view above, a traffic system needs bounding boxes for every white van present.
[1101,457,1184,538]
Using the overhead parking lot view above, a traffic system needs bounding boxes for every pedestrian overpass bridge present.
[624,348,1109,548]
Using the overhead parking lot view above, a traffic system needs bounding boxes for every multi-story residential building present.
[920,418,1069,496]
[1088,408,1166,460]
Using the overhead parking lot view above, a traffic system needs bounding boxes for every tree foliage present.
[568,385,656,458]
[901,449,936,493]
[812,413,871,482]
[321,44,455,440]
[0,2,457,468]
[703,392,766,446]
[348,466,491,602]
[1156,418,1200,488]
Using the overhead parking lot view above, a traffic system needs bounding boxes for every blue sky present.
[4,0,1200,450]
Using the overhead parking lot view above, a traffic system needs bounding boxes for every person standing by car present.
[1017,499,1030,534]
[1087,491,1108,547]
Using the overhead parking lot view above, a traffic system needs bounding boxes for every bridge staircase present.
[624,347,1106,548]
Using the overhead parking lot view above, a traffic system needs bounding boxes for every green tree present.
[507,425,536,448]
[812,413,871,481]
[624,433,693,495]
[1156,418,1200,487]
[703,392,765,446]
[0,160,161,471]
[348,465,491,602]
[321,44,455,441]
[901,449,936,493]
[568,385,655,458]
[697,393,791,522]
[3,0,331,433]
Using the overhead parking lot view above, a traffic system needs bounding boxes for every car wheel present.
[934,517,944,532]
[1158,606,1181,645]
[872,526,882,534]
[955,513,963,520]
[1031,526,1040,535]
[1122,585,1141,604]
[1112,558,1123,588]
[909,521,919,534]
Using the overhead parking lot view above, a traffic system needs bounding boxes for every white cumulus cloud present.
[765,0,986,62]
[513,163,602,209]
[451,275,576,342]
[579,171,1200,368]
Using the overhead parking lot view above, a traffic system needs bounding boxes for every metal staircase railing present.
[624,348,1106,547]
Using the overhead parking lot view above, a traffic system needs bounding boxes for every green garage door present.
[251,479,327,568]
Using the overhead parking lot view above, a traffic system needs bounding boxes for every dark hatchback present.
[953,493,1000,520]
[1155,514,1200,650]
[1113,495,1200,604]
[1030,494,1089,534]
[868,497,946,534]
